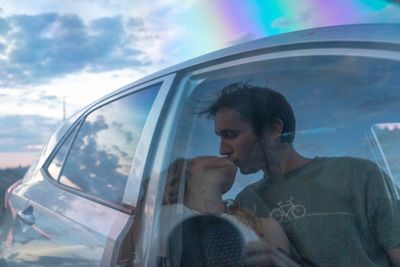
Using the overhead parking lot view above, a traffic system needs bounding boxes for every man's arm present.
[364,162,400,266]
[388,247,400,267]
[260,217,290,254]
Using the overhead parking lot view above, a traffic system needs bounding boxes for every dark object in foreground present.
[168,215,245,267]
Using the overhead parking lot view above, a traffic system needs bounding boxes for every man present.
[205,82,400,266]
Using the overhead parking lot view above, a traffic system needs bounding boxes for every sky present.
[0,0,400,168]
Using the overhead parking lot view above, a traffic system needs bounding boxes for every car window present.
[47,126,78,180]
[147,52,400,265]
[174,55,400,193]
[55,83,160,205]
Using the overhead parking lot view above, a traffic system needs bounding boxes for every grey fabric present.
[236,157,400,267]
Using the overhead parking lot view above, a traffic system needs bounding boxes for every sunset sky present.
[0,0,399,168]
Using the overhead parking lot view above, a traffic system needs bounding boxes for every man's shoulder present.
[241,178,266,192]
[317,156,383,187]
[235,178,271,216]
[321,156,378,170]
[236,178,267,199]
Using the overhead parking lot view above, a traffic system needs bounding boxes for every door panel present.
[1,78,171,267]
[2,170,129,267]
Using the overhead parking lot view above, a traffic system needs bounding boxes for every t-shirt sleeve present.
[236,185,271,217]
[365,163,400,250]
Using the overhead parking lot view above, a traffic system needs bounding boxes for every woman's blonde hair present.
[163,158,264,237]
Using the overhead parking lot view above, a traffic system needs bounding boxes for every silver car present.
[1,23,400,266]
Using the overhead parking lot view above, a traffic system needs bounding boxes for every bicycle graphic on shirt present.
[269,197,306,222]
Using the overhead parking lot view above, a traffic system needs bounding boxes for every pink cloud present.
[376,123,400,131]
[0,151,38,168]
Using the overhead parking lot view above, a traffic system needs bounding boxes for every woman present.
[159,156,301,266]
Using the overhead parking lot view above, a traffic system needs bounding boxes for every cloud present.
[271,7,316,30]
[363,4,400,23]
[0,115,59,152]
[0,13,150,87]
[0,68,148,120]
[0,17,9,34]
[271,17,293,28]
[41,94,58,101]
[0,43,5,53]
[0,88,65,117]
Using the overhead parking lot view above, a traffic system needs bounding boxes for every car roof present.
[87,23,400,111]
[59,23,400,166]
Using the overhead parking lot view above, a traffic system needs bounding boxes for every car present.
[1,23,400,266]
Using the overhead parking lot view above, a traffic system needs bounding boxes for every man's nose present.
[219,140,232,156]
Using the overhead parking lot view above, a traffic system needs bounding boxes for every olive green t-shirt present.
[236,157,400,267]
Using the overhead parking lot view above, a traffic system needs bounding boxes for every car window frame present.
[41,74,176,213]
[138,39,400,266]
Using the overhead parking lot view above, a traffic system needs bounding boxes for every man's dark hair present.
[204,82,296,143]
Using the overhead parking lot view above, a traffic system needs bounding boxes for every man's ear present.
[263,119,283,139]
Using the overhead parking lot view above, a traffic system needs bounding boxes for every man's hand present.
[242,240,301,267]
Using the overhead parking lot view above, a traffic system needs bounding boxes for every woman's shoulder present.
[220,213,260,242]
[259,217,281,229]
[259,217,290,253]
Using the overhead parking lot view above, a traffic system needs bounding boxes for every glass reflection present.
[59,85,159,204]
[156,55,400,266]
[47,127,77,180]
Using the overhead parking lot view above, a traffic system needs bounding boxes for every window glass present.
[169,56,400,196]
[370,123,400,188]
[47,126,78,180]
[59,84,160,204]
[150,55,400,266]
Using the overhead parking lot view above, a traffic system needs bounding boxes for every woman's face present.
[189,156,237,193]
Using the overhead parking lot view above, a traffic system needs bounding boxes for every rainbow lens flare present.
[180,0,398,53]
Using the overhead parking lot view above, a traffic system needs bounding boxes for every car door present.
[0,75,174,267]
[129,25,400,266]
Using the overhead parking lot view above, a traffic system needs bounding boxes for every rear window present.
[46,83,160,205]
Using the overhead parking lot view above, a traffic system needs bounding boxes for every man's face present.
[214,107,267,174]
